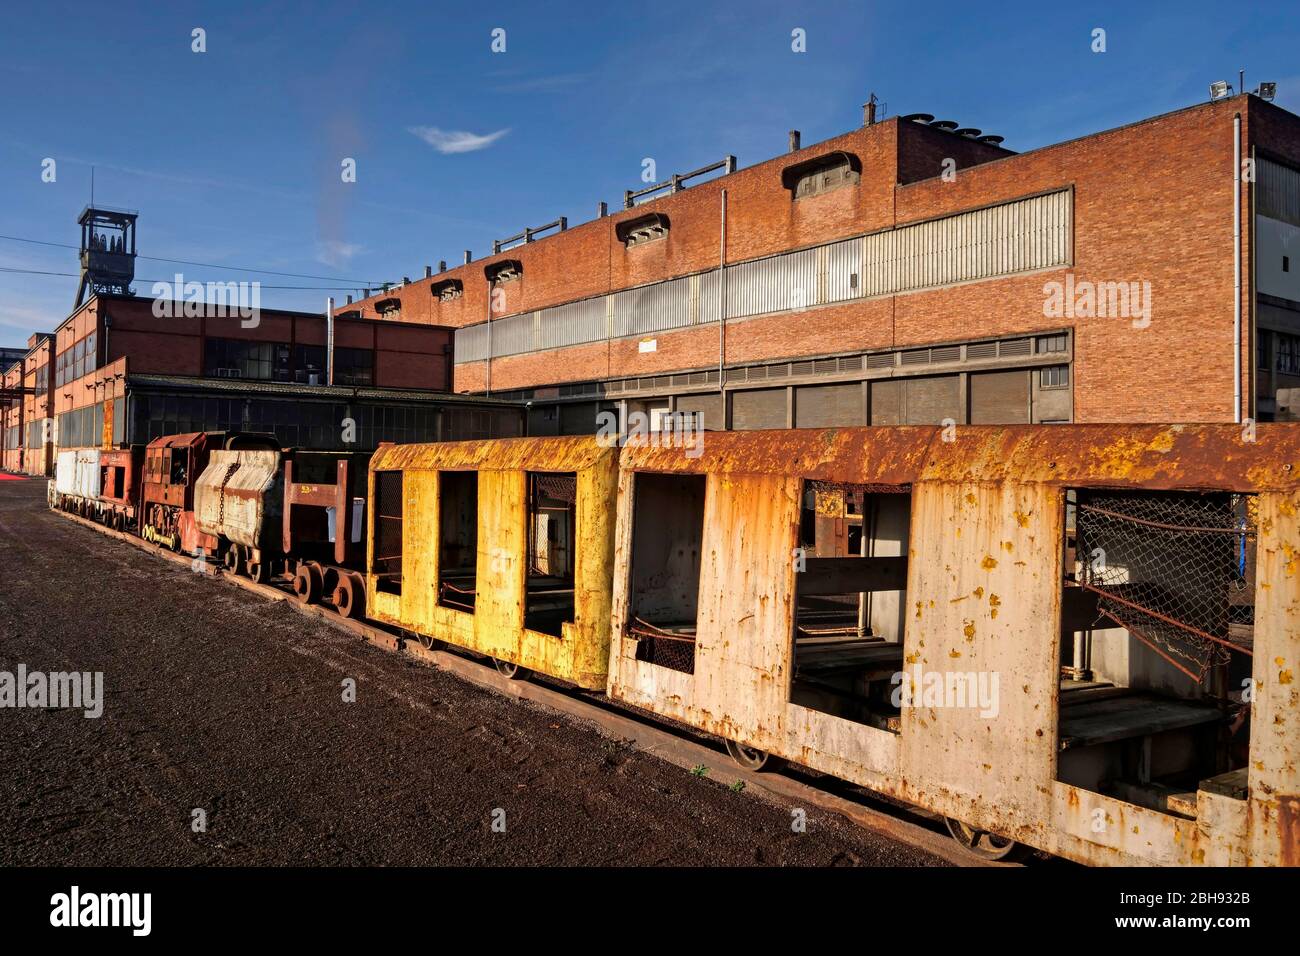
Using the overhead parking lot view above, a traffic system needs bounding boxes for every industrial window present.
[431,278,463,301]
[525,472,577,637]
[626,473,706,674]
[1278,333,1300,375]
[436,471,478,612]
[291,344,374,386]
[790,481,911,731]
[616,213,670,248]
[373,471,404,596]
[204,338,282,381]
[1040,365,1069,389]
[782,151,862,199]
[168,449,188,485]
[1037,333,1068,354]
[1057,489,1255,814]
[485,260,522,285]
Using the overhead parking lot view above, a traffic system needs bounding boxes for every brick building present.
[1,293,520,475]
[343,93,1300,435]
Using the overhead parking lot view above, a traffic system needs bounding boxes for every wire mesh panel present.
[373,470,403,593]
[533,473,577,504]
[629,619,696,673]
[1075,490,1255,682]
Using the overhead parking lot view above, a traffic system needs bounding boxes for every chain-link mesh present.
[533,473,577,504]
[1075,490,1255,682]
[807,480,911,497]
[629,619,696,674]
[373,470,403,580]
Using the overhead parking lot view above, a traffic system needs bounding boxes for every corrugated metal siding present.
[698,269,722,323]
[864,189,1070,295]
[1259,158,1300,227]
[453,189,1072,362]
[726,246,818,319]
[491,313,536,357]
[612,275,693,336]
[825,237,863,303]
[540,296,606,350]
[456,323,489,363]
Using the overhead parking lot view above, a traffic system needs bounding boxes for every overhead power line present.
[0,234,382,285]
[0,265,361,292]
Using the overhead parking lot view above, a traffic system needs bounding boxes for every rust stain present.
[981,555,998,570]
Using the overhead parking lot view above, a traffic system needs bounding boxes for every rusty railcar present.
[95,446,144,531]
[606,424,1300,866]
[193,435,283,581]
[282,452,371,618]
[366,437,618,688]
[51,448,101,518]
[141,432,269,554]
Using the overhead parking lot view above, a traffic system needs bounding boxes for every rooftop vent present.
[977,134,1005,146]
[929,119,958,132]
[901,112,934,123]
[430,278,464,301]
[485,259,522,284]
[954,127,982,138]
[616,212,670,247]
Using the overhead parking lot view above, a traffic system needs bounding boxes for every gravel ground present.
[0,477,949,866]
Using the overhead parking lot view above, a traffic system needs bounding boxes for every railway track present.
[49,502,1009,867]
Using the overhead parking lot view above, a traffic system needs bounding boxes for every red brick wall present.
[452,98,1300,425]
[45,296,455,418]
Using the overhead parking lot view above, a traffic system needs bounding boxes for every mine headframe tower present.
[75,206,137,308]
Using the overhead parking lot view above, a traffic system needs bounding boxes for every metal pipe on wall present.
[1233,112,1242,424]
[326,296,335,386]
[719,189,727,402]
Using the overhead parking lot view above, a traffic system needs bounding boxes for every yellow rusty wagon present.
[366,436,618,689]
[606,424,1300,866]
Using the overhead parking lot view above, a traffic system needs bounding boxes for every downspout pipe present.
[719,189,727,402]
[326,297,335,386]
[1233,111,1242,424]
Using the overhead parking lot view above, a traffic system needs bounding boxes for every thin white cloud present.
[316,240,362,267]
[491,73,590,93]
[407,126,510,154]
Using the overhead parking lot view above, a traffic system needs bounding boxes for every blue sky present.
[1,0,1297,345]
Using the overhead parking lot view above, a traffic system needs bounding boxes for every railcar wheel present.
[224,546,245,576]
[334,573,365,619]
[248,555,270,584]
[293,563,323,604]
[725,739,775,772]
[943,818,1027,861]
[493,658,530,680]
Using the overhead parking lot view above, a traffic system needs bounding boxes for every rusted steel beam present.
[621,424,1300,493]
